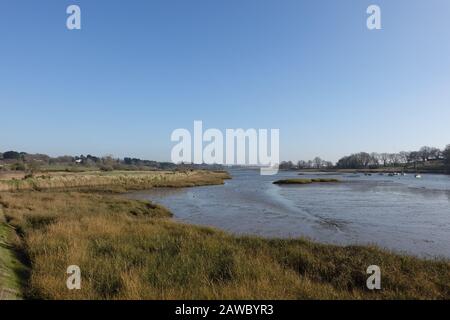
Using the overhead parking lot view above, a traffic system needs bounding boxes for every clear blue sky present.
[1,0,449,162]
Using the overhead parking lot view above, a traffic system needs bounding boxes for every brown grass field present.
[0,170,230,192]
[0,170,449,299]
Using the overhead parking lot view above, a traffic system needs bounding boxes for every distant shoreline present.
[293,167,448,174]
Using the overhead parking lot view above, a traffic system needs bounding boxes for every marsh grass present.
[1,187,449,299]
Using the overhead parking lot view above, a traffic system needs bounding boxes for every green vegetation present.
[273,178,340,185]
[0,150,225,173]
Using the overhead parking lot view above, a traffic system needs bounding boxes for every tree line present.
[279,145,450,173]
[0,151,214,172]
[336,146,448,169]
[2,145,450,173]
[279,157,333,170]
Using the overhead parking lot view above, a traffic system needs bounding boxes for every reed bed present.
[0,171,449,299]
[0,170,230,192]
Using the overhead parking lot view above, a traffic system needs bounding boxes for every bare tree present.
[429,147,442,160]
[388,153,401,166]
[408,151,421,170]
[280,161,295,170]
[444,145,450,172]
[370,153,380,166]
[313,157,323,169]
[324,161,334,168]
[380,153,389,167]
[358,152,372,168]
[419,146,432,162]
[297,160,307,169]
[398,151,409,164]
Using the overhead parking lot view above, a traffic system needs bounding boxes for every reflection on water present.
[128,169,450,259]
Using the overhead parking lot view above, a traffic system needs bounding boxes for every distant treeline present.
[280,157,334,170]
[336,146,450,170]
[280,145,450,172]
[0,151,223,172]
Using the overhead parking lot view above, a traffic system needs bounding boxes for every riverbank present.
[328,168,446,174]
[0,170,230,192]
[0,207,26,299]
[0,171,449,299]
[295,164,447,175]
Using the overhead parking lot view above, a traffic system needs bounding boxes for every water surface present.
[128,169,450,259]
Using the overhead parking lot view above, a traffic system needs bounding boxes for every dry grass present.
[0,172,26,181]
[0,170,230,192]
[0,187,449,300]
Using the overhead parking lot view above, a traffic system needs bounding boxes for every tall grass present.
[1,189,449,299]
[0,170,230,192]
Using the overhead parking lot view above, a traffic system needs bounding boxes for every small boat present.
[415,174,422,179]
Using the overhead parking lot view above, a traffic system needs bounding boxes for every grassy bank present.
[0,170,230,192]
[0,206,27,299]
[274,178,340,185]
[0,171,449,299]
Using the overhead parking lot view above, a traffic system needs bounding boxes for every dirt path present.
[0,206,25,300]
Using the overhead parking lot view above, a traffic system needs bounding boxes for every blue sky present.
[1,0,449,162]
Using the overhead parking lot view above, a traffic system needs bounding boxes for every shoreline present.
[0,170,449,299]
[0,169,230,300]
[0,169,231,192]
[296,168,448,174]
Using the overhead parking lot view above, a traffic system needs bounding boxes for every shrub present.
[11,162,26,171]
[100,165,114,172]
[444,145,450,173]
[3,151,21,160]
